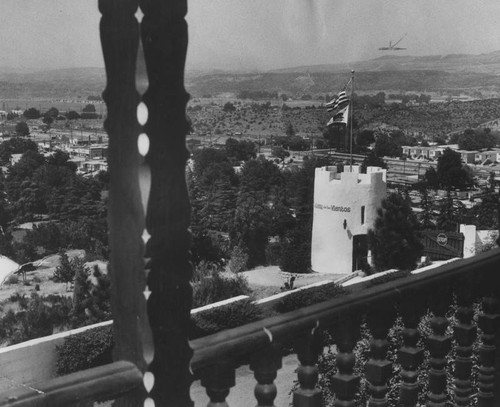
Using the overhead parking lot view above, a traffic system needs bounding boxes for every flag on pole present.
[327,105,349,126]
[325,90,349,112]
[325,78,352,112]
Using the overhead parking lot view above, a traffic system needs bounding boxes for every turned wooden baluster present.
[398,291,424,407]
[365,300,396,407]
[293,323,323,407]
[250,342,283,407]
[331,316,361,407]
[99,0,148,405]
[477,289,500,407]
[453,276,477,406]
[426,285,452,407]
[200,361,236,407]
[139,0,194,405]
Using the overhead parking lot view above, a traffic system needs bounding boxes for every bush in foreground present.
[56,325,114,375]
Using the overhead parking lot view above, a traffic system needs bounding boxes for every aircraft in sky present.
[379,33,407,51]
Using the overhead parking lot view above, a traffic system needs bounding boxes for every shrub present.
[190,299,261,339]
[274,283,349,313]
[56,325,114,375]
[192,266,251,309]
[11,293,54,344]
[228,245,248,273]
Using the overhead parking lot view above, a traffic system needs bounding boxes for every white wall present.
[311,166,386,274]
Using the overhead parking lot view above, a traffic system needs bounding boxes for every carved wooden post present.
[426,286,452,407]
[250,343,282,407]
[398,291,424,407]
[453,277,477,406]
[331,316,361,407]
[365,301,395,407]
[139,0,193,405]
[200,361,236,407]
[99,0,148,404]
[477,293,500,407]
[293,324,323,407]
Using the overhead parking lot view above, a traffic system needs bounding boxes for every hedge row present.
[56,283,348,374]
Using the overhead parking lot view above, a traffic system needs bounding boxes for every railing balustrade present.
[0,250,499,406]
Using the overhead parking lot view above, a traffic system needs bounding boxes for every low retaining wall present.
[0,320,112,390]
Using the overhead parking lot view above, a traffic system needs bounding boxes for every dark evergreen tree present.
[437,148,471,190]
[360,151,387,173]
[423,166,439,188]
[418,186,436,230]
[15,121,30,137]
[53,251,76,290]
[374,133,402,158]
[368,192,423,272]
[436,190,464,232]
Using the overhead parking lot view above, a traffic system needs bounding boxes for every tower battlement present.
[314,165,387,187]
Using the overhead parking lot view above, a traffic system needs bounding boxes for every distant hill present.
[0,67,106,99]
[2,51,500,99]
[269,51,500,75]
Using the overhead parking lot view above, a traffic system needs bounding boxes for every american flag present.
[325,90,349,112]
[327,105,349,126]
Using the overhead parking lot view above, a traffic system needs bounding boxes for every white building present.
[311,166,387,274]
[460,224,499,258]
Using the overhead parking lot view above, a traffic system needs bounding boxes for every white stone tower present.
[311,165,387,274]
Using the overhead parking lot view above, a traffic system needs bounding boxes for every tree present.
[279,222,311,273]
[356,129,375,148]
[66,110,81,120]
[458,128,496,151]
[15,122,30,137]
[436,190,465,232]
[322,125,345,150]
[360,151,387,173]
[417,185,436,230]
[374,133,402,158]
[437,148,471,190]
[70,258,92,327]
[23,108,41,119]
[423,166,439,188]
[82,104,96,113]
[42,114,54,126]
[45,107,59,118]
[223,102,236,112]
[225,138,256,162]
[368,192,423,272]
[285,122,295,137]
[53,251,76,290]
[231,157,283,268]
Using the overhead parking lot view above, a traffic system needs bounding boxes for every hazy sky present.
[2,0,500,72]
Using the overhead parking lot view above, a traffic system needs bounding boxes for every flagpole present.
[350,70,354,172]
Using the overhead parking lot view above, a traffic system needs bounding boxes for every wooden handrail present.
[190,248,500,371]
[0,361,142,406]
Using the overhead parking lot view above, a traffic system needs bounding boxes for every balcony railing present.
[0,249,499,406]
[1,0,499,406]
